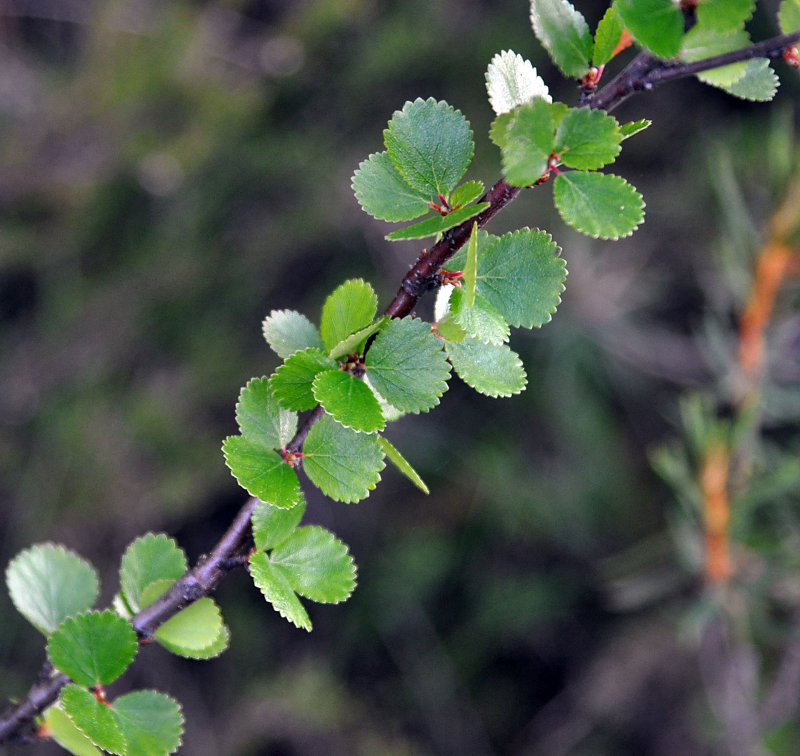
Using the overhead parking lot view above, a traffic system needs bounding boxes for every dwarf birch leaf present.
[446,338,527,397]
[485,50,551,115]
[489,112,514,149]
[270,349,337,411]
[385,203,489,241]
[724,58,778,101]
[463,222,479,307]
[502,99,556,187]
[119,533,186,614]
[320,279,378,354]
[44,705,102,756]
[351,151,431,221]
[616,0,684,58]
[61,685,126,756]
[222,436,303,509]
[111,690,183,756]
[780,0,800,32]
[271,526,356,603]
[555,107,621,170]
[384,98,474,197]
[48,610,138,687]
[620,119,651,140]
[593,5,625,65]
[150,588,227,659]
[378,436,430,494]
[252,499,306,551]
[302,414,385,503]
[249,551,311,630]
[312,370,385,433]
[553,171,644,239]
[364,375,406,423]
[328,317,388,360]
[530,0,592,77]
[6,544,99,636]
[236,377,297,449]
[365,317,451,413]
[434,313,468,343]
[450,288,510,345]
[681,27,751,87]
[450,180,485,208]
[698,0,755,31]
[262,310,324,359]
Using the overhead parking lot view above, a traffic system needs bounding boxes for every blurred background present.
[1,1,799,753]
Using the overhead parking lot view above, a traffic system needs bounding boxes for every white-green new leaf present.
[251,499,306,552]
[222,436,302,509]
[249,551,311,631]
[270,526,356,604]
[312,370,385,433]
[302,414,385,503]
[384,98,474,197]
[446,338,527,397]
[43,705,102,756]
[502,99,556,187]
[530,0,592,77]
[236,377,297,447]
[485,50,551,116]
[615,0,684,59]
[111,690,183,756]
[320,279,378,354]
[262,310,324,359]
[47,610,138,687]
[555,108,621,170]
[61,685,126,756]
[6,544,99,636]
[780,0,800,32]
[351,151,431,222]
[119,533,186,614]
[385,203,488,241]
[365,317,451,413]
[725,59,779,101]
[270,349,338,411]
[378,436,429,494]
[450,288,510,345]
[553,171,644,239]
[593,5,624,66]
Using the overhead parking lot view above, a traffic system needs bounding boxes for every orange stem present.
[700,442,732,584]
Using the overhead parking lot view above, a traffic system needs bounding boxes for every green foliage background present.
[1,1,798,753]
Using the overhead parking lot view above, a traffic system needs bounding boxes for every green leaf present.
[446,338,527,397]
[450,180,485,208]
[118,533,186,615]
[149,586,228,660]
[252,499,306,551]
[302,414,385,503]
[724,58,779,101]
[593,5,625,65]
[616,0,684,59]
[489,112,514,149]
[351,151,431,222]
[6,544,99,636]
[111,690,183,756]
[485,49,551,116]
[249,551,311,630]
[620,119,651,140]
[697,0,755,31]
[270,348,338,411]
[48,610,138,687]
[463,222,479,308]
[681,27,751,87]
[555,107,621,170]
[501,99,555,187]
[270,526,357,603]
[779,0,800,32]
[384,98,474,197]
[44,705,102,756]
[385,203,489,241]
[312,370,386,433]
[236,377,297,448]
[529,0,592,77]
[222,435,302,508]
[473,228,566,328]
[450,288,511,345]
[61,685,127,756]
[364,375,406,423]
[328,316,388,360]
[262,310,324,359]
[378,436,429,494]
[553,171,644,239]
[319,279,378,354]
[365,317,451,413]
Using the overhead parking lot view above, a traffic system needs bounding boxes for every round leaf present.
[44,705,102,756]
[262,310,324,359]
[60,685,126,756]
[249,551,311,631]
[236,377,297,448]
[446,338,528,397]
[111,689,183,756]
[319,279,378,354]
[530,0,593,77]
[119,533,186,614]
[312,370,385,433]
[501,99,556,187]
[270,349,338,411]
[555,107,621,170]
[151,591,228,660]
[6,544,99,636]
[485,49,551,116]
[351,151,430,221]
[615,0,684,59]
[251,499,306,552]
[593,6,625,66]
[450,288,510,345]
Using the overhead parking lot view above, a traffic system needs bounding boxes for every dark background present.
[1,1,799,753]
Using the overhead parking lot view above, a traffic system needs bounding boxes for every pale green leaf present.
[351,151,431,222]
[724,58,778,101]
[365,317,451,413]
[262,310,324,359]
[485,49,551,116]
[616,0,684,58]
[450,288,510,345]
[593,5,625,65]
[328,317,388,360]
[61,685,126,756]
[489,112,514,149]
[553,171,644,239]
[434,312,468,343]
[378,436,429,494]
[529,0,592,77]
[463,222,478,307]
[620,119,651,140]
[312,370,386,433]
[119,533,187,614]
[222,435,303,508]
[111,690,183,756]
[502,99,555,187]
[681,26,751,87]
[364,375,406,423]
[697,0,755,31]
[236,376,297,448]
[249,551,311,630]
[302,414,385,503]
[43,705,102,756]
[450,180,485,208]
[384,97,474,197]
[779,0,800,32]
[6,544,99,636]
[385,203,488,241]
[47,610,138,687]
[319,279,378,354]
[150,587,228,660]
[252,499,306,551]
[555,107,621,170]
[271,526,356,603]
[446,338,527,397]
[270,349,337,411]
